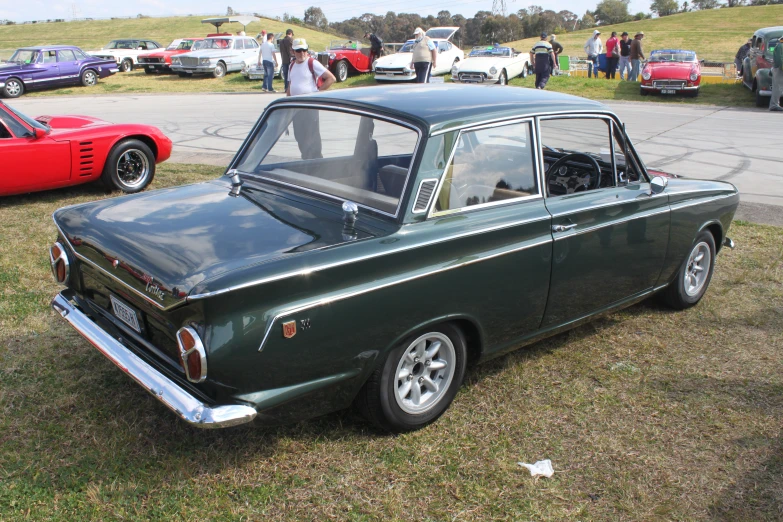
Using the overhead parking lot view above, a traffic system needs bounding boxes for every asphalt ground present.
[12,93,783,226]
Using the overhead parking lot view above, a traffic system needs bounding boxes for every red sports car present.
[0,101,172,196]
[316,40,374,82]
[640,49,702,97]
[137,38,205,74]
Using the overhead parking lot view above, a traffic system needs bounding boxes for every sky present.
[0,0,651,24]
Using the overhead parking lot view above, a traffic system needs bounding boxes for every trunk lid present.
[54,179,377,310]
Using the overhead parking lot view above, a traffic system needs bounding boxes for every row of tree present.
[289,0,779,47]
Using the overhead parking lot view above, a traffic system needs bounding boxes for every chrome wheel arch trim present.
[256,236,553,352]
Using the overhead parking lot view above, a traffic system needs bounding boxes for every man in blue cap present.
[530,32,556,89]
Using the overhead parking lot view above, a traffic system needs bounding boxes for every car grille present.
[459,72,486,82]
[317,53,329,67]
[653,80,686,89]
[180,56,199,67]
[375,67,406,75]
[139,57,162,64]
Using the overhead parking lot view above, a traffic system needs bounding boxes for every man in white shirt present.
[583,30,602,79]
[286,38,336,159]
[258,33,279,93]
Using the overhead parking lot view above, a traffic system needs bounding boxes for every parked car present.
[170,36,259,78]
[374,27,464,81]
[0,46,117,98]
[241,33,283,81]
[451,45,530,85]
[0,100,171,195]
[640,49,701,97]
[88,39,163,73]
[50,85,738,432]
[742,26,783,107]
[316,40,373,82]
[137,38,205,74]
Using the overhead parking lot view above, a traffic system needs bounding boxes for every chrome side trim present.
[52,294,257,428]
[552,207,671,240]
[229,103,423,219]
[549,193,667,219]
[430,109,619,136]
[190,214,552,300]
[258,236,553,351]
[669,193,734,210]
[53,218,173,311]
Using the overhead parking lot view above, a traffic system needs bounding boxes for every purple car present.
[0,45,118,98]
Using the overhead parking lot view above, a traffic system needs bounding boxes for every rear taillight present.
[176,326,207,383]
[49,242,70,285]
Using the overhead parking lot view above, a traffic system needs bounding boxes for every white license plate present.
[386,73,394,77]
[661,89,677,94]
[110,295,141,333]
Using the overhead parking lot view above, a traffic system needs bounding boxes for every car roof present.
[17,45,81,51]
[276,84,608,134]
[754,26,783,37]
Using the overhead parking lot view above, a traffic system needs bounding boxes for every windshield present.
[399,41,415,53]
[8,49,39,64]
[202,38,232,50]
[175,39,202,51]
[166,40,183,50]
[106,40,138,50]
[469,46,512,57]
[649,51,696,63]
[234,107,420,215]
[328,40,361,50]
[425,28,456,39]
[4,103,48,133]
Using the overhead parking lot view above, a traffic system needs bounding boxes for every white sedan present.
[373,27,464,82]
[451,46,531,85]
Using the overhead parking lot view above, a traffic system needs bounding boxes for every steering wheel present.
[546,153,602,195]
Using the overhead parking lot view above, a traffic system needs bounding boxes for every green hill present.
[0,15,337,60]
[506,4,783,62]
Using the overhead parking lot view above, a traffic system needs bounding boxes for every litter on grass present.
[518,459,554,478]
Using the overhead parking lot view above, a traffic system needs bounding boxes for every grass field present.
[1,165,782,520]
[506,4,783,63]
[0,15,338,61]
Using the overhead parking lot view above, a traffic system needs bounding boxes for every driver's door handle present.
[552,223,577,233]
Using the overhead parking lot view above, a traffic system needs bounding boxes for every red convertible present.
[0,101,172,196]
[316,40,373,82]
[640,49,701,97]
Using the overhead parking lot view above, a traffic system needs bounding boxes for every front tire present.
[144,67,156,75]
[356,323,467,433]
[755,85,766,107]
[521,64,529,78]
[640,87,649,96]
[120,58,133,73]
[659,230,716,310]
[100,139,156,193]
[212,62,226,78]
[335,60,349,82]
[81,69,98,87]
[177,71,192,78]
[498,70,508,85]
[2,78,24,98]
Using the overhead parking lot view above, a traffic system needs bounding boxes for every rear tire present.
[755,86,766,107]
[81,69,98,87]
[100,139,156,193]
[659,230,716,310]
[521,64,529,78]
[356,323,467,433]
[2,78,24,98]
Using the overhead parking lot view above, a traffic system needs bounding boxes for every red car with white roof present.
[137,38,205,74]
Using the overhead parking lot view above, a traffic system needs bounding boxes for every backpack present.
[289,57,324,90]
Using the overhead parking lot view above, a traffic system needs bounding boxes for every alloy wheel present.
[683,241,711,297]
[83,71,97,86]
[5,79,23,97]
[394,332,456,414]
[116,149,150,189]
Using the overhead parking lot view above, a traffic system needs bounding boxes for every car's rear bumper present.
[52,292,257,429]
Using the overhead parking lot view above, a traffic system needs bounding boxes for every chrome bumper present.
[640,84,700,90]
[723,236,735,249]
[0,81,4,88]
[759,89,772,96]
[51,293,257,428]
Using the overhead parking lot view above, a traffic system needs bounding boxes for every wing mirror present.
[650,175,668,195]
[33,127,48,140]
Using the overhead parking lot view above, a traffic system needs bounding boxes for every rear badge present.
[282,321,297,339]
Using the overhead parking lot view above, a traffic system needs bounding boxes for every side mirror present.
[33,127,48,140]
[650,175,668,195]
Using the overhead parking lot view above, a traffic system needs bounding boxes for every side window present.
[434,121,538,213]
[57,50,76,62]
[73,49,88,60]
[147,41,159,49]
[0,110,29,137]
[539,117,616,196]
[0,122,12,139]
[438,41,451,52]
[42,51,57,64]
[235,39,245,50]
[137,41,147,50]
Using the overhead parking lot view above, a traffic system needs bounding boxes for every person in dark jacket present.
[618,32,632,80]
[364,32,384,64]
[735,38,752,77]
[279,29,294,91]
[530,32,556,89]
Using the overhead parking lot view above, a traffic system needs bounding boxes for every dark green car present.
[50,85,739,432]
